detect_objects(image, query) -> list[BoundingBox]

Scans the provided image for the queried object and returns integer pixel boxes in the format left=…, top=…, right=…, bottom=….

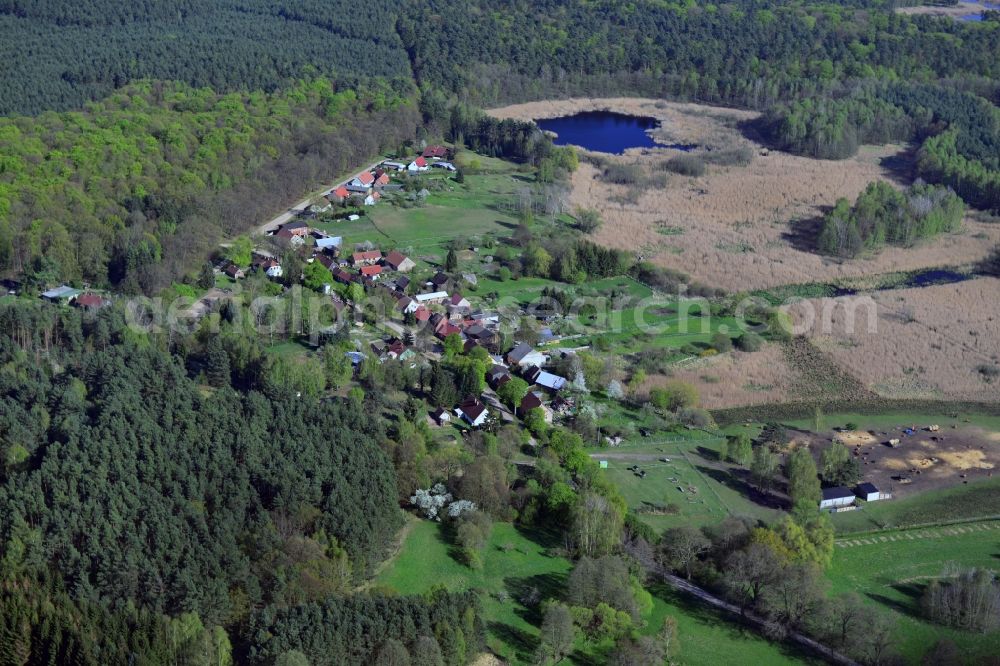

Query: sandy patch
left=836, top=431, right=878, bottom=447
left=470, top=655, right=506, bottom=666
left=939, top=450, right=995, bottom=470
left=490, top=98, right=1000, bottom=292
left=792, top=277, right=1000, bottom=401
left=896, top=2, right=991, bottom=18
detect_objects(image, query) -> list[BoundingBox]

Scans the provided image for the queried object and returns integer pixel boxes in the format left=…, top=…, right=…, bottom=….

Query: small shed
left=855, top=482, right=884, bottom=502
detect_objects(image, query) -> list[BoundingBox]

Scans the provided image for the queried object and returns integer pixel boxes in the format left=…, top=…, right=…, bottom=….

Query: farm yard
left=490, top=98, right=1000, bottom=293
left=828, top=521, right=1000, bottom=663
left=592, top=436, right=785, bottom=531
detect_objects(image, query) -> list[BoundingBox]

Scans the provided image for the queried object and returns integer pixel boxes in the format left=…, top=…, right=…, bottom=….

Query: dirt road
left=255, top=158, right=387, bottom=235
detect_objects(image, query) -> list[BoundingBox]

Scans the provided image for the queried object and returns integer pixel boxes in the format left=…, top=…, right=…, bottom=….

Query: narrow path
left=626, top=540, right=859, bottom=666
left=835, top=519, right=1000, bottom=548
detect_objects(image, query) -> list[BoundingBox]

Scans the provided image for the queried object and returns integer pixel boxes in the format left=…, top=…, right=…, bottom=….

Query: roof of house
left=75, top=293, right=106, bottom=308
left=394, top=276, right=410, bottom=290
left=507, top=343, right=534, bottom=363
left=430, top=272, right=449, bottom=286
left=352, top=250, right=382, bottom=263
left=458, top=396, right=487, bottom=421
left=315, top=236, right=342, bottom=250
left=414, top=306, right=431, bottom=322
left=465, top=324, right=493, bottom=340
left=355, top=171, right=374, bottom=185
left=41, top=285, right=80, bottom=299
left=431, top=407, right=450, bottom=421
left=384, top=250, right=410, bottom=268
left=821, top=487, right=855, bottom=501
left=416, top=291, right=449, bottom=302
left=856, top=482, right=879, bottom=495
left=423, top=145, right=448, bottom=158
left=331, top=185, right=349, bottom=198
left=224, top=263, right=244, bottom=277
left=520, top=392, right=544, bottom=413
left=532, top=370, right=567, bottom=391
left=360, top=265, right=382, bottom=277
left=284, top=220, right=309, bottom=230
left=435, top=320, right=462, bottom=338
left=414, top=156, right=428, bottom=167
left=449, top=293, right=469, bottom=307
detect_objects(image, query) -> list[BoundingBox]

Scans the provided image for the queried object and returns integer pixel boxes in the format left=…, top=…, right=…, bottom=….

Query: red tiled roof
left=75, top=293, right=106, bottom=308
left=414, top=156, right=427, bottom=167
left=423, top=145, right=447, bottom=158
left=332, top=186, right=349, bottom=198
left=351, top=250, right=382, bottom=263
left=414, top=306, right=431, bottom=322
left=356, top=171, right=374, bottom=185
left=360, top=265, right=382, bottom=277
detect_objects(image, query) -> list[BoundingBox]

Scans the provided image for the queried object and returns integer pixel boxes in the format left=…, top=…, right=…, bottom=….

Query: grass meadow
left=828, top=522, right=1000, bottom=663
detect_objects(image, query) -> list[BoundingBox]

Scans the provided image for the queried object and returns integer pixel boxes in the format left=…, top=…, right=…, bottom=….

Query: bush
left=602, top=163, right=645, bottom=185
left=710, top=332, right=733, bottom=352
left=660, top=154, right=705, bottom=177
left=735, top=331, right=764, bottom=352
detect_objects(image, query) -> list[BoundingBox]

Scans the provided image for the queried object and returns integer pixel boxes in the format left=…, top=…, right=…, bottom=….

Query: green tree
left=303, top=261, right=334, bottom=292
left=497, top=377, right=530, bottom=410
left=225, top=236, right=253, bottom=267
left=535, top=603, right=575, bottom=664
left=445, top=248, right=458, bottom=272
left=750, top=445, right=779, bottom=492
left=725, top=433, right=753, bottom=467
left=786, top=447, right=821, bottom=513
left=820, top=443, right=861, bottom=487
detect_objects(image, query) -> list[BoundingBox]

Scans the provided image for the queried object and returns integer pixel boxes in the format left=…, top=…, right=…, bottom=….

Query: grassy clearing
left=376, top=520, right=809, bottom=665
left=828, top=522, right=1000, bottom=663
left=376, top=520, right=571, bottom=664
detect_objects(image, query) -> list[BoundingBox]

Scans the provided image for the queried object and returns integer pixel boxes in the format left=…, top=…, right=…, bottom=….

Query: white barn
left=819, top=487, right=856, bottom=510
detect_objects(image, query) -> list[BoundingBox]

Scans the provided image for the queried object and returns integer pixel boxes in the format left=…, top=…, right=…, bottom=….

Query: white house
left=506, top=343, right=547, bottom=368
left=820, top=487, right=856, bottom=510
left=455, top=397, right=488, bottom=428
left=265, top=264, right=283, bottom=278
left=407, top=156, right=429, bottom=172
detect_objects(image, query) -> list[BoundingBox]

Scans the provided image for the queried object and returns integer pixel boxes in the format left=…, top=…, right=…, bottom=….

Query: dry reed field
left=895, top=2, right=988, bottom=19
left=643, top=345, right=801, bottom=409
left=489, top=98, right=1000, bottom=292
left=791, top=277, right=1000, bottom=401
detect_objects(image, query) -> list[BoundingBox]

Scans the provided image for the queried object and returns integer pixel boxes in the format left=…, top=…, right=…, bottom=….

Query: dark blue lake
left=536, top=111, right=682, bottom=154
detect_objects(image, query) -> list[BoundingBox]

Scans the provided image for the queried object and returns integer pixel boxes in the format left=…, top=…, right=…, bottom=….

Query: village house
left=506, top=343, right=546, bottom=368
left=332, top=268, right=355, bottom=285
left=819, top=487, right=856, bottom=510
left=314, top=236, right=342, bottom=252
left=255, top=257, right=283, bottom=278
left=373, top=169, right=391, bottom=186
left=350, top=171, right=375, bottom=188
left=518, top=391, right=552, bottom=422
left=397, top=295, right=418, bottom=315
left=455, top=396, right=488, bottom=428
left=423, top=145, right=448, bottom=159
left=351, top=250, right=382, bottom=266
left=430, top=407, right=451, bottom=426
left=382, top=160, right=407, bottom=171
left=74, top=293, right=109, bottom=311
left=363, top=192, right=381, bottom=206
left=464, top=324, right=497, bottom=349
left=523, top=365, right=567, bottom=392
left=433, top=317, right=462, bottom=340
left=384, top=250, right=416, bottom=273
left=328, top=185, right=350, bottom=203
left=486, top=365, right=511, bottom=390
left=224, top=263, right=246, bottom=280
left=432, top=161, right=457, bottom=172
left=447, top=293, right=471, bottom=317
left=427, top=272, right=449, bottom=289
left=391, top=276, right=411, bottom=292
left=274, top=228, right=305, bottom=246
left=414, top=306, right=432, bottom=322
left=407, top=156, right=429, bottom=172
left=359, top=265, right=382, bottom=279
left=281, top=220, right=310, bottom=236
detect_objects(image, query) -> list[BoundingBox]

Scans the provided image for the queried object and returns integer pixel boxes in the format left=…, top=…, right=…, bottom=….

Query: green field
left=828, top=522, right=1000, bottom=663
left=377, top=519, right=810, bottom=665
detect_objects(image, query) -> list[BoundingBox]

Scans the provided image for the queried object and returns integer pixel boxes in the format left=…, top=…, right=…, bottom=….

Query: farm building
left=416, top=291, right=449, bottom=304
left=41, top=285, right=80, bottom=304
left=506, top=343, right=546, bottom=368
left=855, top=482, right=885, bottom=502
left=384, top=251, right=416, bottom=273
left=408, top=156, right=429, bottom=172
left=819, top=487, right=856, bottom=510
